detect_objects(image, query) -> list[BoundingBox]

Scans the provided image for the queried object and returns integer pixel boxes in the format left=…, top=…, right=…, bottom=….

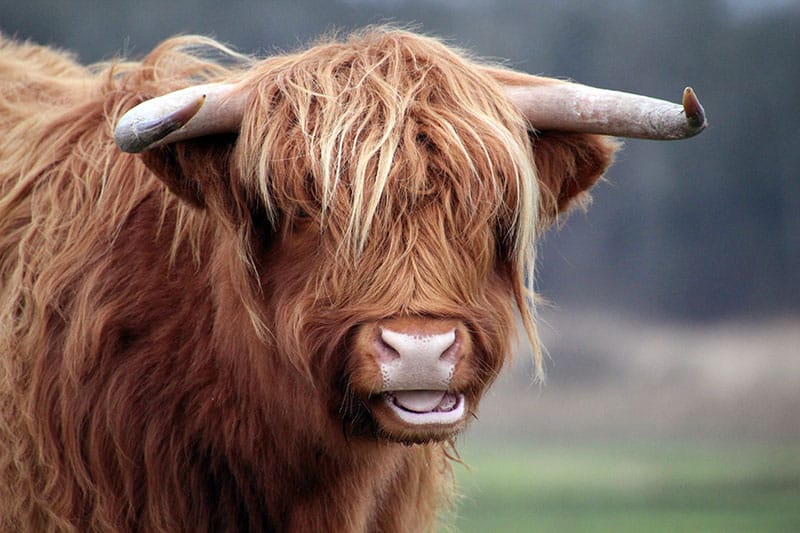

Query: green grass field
left=446, top=440, right=800, bottom=532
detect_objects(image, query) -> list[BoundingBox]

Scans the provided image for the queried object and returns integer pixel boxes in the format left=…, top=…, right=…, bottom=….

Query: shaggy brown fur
left=0, top=29, right=617, bottom=531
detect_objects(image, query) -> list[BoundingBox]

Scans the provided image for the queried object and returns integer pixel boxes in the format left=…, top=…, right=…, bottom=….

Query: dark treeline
left=3, top=0, right=798, bottom=321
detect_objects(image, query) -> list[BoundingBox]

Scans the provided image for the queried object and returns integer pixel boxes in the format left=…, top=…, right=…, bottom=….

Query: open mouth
left=382, top=390, right=466, bottom=426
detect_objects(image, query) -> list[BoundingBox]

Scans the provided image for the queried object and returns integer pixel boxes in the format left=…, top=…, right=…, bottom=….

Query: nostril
left=439, top=335, right=461, bottom=364
left=373, top=328, right=401, bottom=363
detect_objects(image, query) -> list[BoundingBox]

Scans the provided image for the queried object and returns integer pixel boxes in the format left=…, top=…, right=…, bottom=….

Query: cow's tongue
left=392, top=390, right=447, bottom=413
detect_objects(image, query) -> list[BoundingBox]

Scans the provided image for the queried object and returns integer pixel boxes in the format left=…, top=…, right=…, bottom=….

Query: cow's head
left=114, top=30, right=704, bottom=444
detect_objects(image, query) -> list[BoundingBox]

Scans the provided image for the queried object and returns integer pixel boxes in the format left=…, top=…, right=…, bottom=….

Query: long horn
left=116, top=77, right=706, bottom=152
left=114, top=83, right=246, bottom=153
left=503, top=83, right=707, bottom=140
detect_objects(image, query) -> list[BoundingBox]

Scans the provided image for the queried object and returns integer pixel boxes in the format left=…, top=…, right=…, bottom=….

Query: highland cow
left=0, top=29, right=705, bottom=531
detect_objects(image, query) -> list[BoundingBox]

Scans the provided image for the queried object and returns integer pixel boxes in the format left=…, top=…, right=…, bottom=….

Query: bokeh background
left=3, top=1, right=798, bottom=530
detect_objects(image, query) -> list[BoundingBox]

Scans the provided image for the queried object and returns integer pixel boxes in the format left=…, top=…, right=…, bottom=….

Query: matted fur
left=0, top=29, right=617, bottom=531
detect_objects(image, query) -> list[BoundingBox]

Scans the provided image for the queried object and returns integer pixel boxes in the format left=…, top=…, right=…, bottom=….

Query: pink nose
left=373, top=324, right=460, bottom=391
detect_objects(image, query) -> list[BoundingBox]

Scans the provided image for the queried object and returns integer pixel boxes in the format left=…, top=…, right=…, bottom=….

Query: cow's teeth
left=436, top=393, right=457, bottom=412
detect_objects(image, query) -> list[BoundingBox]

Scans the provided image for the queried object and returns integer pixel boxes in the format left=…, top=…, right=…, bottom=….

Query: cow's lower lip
left=382, top=391, right=466, bottom=426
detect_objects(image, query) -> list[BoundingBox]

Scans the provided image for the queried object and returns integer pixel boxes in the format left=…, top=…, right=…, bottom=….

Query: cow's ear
left=482, top=66, right=620, bottom=226
left=139, top=134, right=238, bottom=210
left=530, top=131, right=620, bottom=225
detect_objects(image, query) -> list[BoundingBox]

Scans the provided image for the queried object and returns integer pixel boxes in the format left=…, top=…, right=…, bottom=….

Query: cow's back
left=0, top=37, right=93, bottom=134
left=0, top=38, right=195, bottom=530
left=2, top=38, right=103, bottom=530
left=0, top=31, right=274, bottom=529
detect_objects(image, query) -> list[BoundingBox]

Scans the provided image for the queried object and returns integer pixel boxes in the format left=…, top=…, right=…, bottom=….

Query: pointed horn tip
left=115, top=94, right=208, bottom=153
left=682, top=87, right=707, bottom=133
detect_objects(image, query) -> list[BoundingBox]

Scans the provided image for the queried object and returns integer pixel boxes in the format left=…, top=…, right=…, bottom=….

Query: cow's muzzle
left=349, top=317, right=475, bottom=441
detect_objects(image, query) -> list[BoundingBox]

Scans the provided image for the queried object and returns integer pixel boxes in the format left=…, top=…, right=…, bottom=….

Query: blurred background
left=3, top=0, right=798, bottom=530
